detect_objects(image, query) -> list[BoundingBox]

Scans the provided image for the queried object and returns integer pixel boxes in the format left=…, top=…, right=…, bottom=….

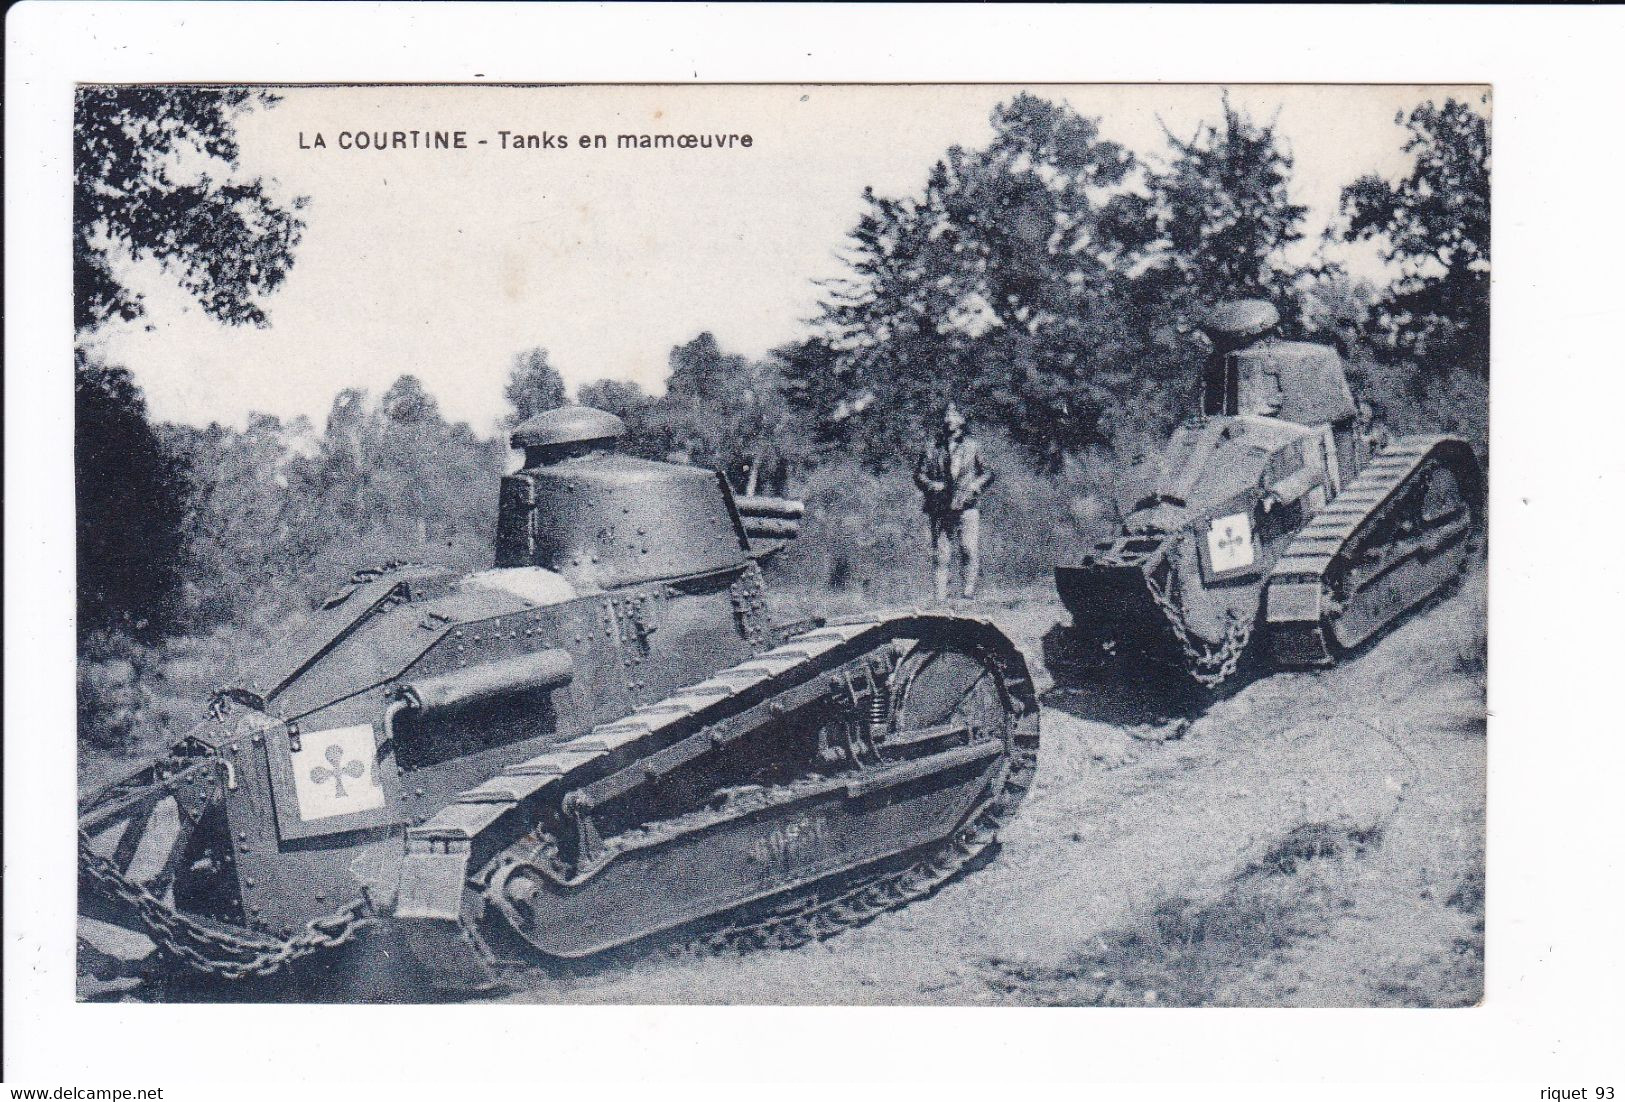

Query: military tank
left=1049, top=300, right=1482, bottom=688
left=79, top=407, right=1040, bottom=992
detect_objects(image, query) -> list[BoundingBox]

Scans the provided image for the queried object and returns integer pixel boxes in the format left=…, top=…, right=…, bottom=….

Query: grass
left=982, top=822, right=1382, bottom=1006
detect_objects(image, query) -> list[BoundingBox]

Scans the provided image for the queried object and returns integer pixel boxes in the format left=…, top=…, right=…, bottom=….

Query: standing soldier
left=913, top=402, right=995, bottom=603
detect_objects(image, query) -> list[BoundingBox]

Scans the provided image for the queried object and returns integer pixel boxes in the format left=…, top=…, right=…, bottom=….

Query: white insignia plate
left=1207, top=512, right=1255, bottom=574
left=289, top=724, right=384, bottom=822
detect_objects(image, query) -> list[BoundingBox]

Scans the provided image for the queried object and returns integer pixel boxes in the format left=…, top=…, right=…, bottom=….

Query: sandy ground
left=488, top=572, right=1486, bottom=1007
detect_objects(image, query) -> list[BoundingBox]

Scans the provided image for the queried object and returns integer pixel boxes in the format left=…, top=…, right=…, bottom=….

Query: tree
left=808, top=94, right=1156, bottom=469
left=163, top=411, right=321, bottom=625
left=381, top=374, right=441, bottom=424
left=799, top=182, right=970, bottom=463
left=174, top=380, right=507, bottom=622
left=73, top=86, right=305, bottom=656
left=1294, top=266, right=1380, bottom=360
left=641, top=334, right=802, bottom=491
left=578, top=378, right=653, bottom=421
left=503, top=347, right=568, bottom=427
left=1340, top=96, right=1490, bottom=379
left=777, top=337, right=848, bottom=446
left=75, top=85, right=306, bottom=334
left=577, top=378, right=658, bottom=455
left=1145, top=96, right=1308, bottom=318
left=75, top=351, right=191, bottom=642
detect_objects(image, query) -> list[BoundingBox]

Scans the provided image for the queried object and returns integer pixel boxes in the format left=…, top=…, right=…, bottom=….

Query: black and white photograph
left=8, top=3, right=1625, bottom=1097
left=69, top=80, right=1490, bottom=1008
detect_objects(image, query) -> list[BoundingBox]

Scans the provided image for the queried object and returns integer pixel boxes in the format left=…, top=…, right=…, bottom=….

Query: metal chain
left=79, top=831, right=373, bottom=980
left=1143, top=567, right=1254, bottom=688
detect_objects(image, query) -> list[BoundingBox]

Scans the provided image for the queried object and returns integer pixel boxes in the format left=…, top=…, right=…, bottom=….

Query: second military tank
left=79, top=406, right=1040, bottom=993
left=1049, top=300, right=1482, bottom=688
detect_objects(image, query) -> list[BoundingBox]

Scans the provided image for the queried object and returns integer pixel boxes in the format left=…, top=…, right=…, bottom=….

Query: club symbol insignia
left=309, top=743, right=366, bottom=799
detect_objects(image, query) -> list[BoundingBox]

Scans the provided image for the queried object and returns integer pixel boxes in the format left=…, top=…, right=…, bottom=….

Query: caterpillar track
left=397, top=612, right=1040, bottom=990
left=1266, top=436, right=1482, bottom=667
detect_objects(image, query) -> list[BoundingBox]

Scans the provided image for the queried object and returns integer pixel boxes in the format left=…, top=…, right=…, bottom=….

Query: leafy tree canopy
left=806, top=94, right=1154, bottom=469
left=174, top=382, right=504, bottom=622
left=1340, top=96, right=1490, bottom=377
left=1145, top=96, right=1308, bottom=316
left=645, top=334, right=803, bottom=492
left=504, top=347, right=568, bottom=427
left=74, top=85, right=306, bottom=334
left=74, top=87, right=308, bottom=659
left=381, top=374, right=442, bottom=424
left=577, top=378, right=654, bottom=424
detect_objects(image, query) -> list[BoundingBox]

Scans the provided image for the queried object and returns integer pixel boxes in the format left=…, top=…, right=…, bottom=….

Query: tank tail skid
left=1265, top=436, right=1483, bottom=668
left=1052, top=538, right=1184, bottom=672
left=393, top=613, right=1040, bottom=990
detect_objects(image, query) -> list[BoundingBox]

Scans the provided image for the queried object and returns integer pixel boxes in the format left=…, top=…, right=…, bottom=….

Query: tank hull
left=397, top=612, right=1038, bottom=987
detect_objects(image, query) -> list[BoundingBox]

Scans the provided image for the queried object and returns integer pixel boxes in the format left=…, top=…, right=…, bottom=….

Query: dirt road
left=494, top=574, right=1486, bottom=1007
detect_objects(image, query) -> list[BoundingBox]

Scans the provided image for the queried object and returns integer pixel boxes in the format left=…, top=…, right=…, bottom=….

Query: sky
left=84, top=83, right=1487, bottom=434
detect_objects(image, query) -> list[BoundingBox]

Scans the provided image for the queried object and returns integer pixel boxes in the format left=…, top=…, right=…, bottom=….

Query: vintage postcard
left=67, top=81, right=1489, bottom=1009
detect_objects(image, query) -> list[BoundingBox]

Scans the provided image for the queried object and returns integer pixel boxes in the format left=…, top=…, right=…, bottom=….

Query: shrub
left=768, top=430, right=1113, bottom=602
left=77, top=630, right=161, bottom=755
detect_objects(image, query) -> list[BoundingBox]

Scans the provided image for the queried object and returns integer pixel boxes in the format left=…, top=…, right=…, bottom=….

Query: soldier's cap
left=1201, top=299, right=1280, bottom=345
left=511, top=405, right=626, bottom=452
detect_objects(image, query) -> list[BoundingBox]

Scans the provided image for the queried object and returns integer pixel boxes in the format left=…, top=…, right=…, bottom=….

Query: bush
left=768, top=431, right=1113, bottom=603
left=1348, top=352, right=1488, bottom=460
left=77, top=631, right=161, bottom=755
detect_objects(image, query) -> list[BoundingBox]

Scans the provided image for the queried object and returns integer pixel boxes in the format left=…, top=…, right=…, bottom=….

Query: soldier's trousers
left=929, top=507, right=980, bottom=601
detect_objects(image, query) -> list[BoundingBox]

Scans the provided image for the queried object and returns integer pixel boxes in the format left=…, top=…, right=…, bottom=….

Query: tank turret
left=1199, top=298, right=1357, bottom=432
left=496, top=406, right=750, bottom=591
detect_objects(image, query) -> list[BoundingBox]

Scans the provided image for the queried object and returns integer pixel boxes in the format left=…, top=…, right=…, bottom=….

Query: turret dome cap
left=1201, top=299, right=1280, bottom=343
left=510, top=405, right=626, bottom=451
